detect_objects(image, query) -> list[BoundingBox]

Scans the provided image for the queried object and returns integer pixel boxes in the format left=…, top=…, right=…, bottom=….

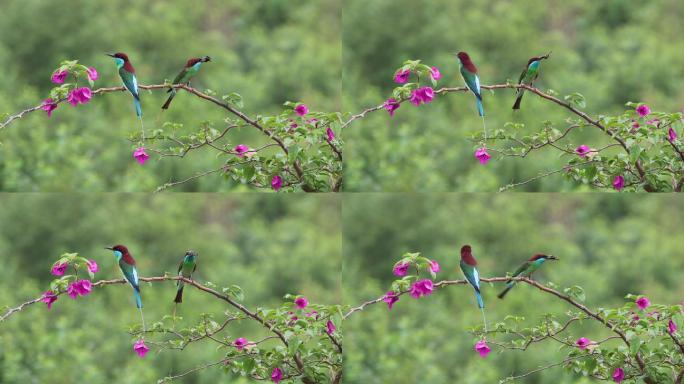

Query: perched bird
left=106, top=52, right=142, bottom=117
left=512, top=53, right=551, bottom=110
left=106, top=244, right=145, bottom=331
left=497, top=254, right=558, bottom=299
left=174, top=250, right=198, bottom=304
left=456, top=51, right=484, bottom=117
left=459, top=245, right=483, bottom=309
left=162, top=56, right=211, bottom=110
left=460, top=245, right=487, bottom=332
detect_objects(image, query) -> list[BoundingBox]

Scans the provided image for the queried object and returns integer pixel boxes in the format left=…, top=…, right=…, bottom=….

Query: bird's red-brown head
left=456, top=51, right=478, bottom=73
left=185, top=56, right=211, bottom=68
left=107, top=52, right=130, bottom=61
left=106, top=244, right=135, bottom=264
left=529, top=253, right=558, bottom=261
left=460, top=244, right=477, bottom=266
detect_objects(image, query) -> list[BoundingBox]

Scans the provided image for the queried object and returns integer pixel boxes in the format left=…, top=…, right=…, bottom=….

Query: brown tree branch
left=1, top=275, right=317, bottom=383
left=344, top=276, right=656, bottom=383
left=0, top=84, right=319, bottom=191
left=342, top=83, right=657, bottom=191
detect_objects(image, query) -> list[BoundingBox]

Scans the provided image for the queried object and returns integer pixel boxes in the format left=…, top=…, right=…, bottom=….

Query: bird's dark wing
left=517, top=67, right=528, bottom=85
left=119, top=68, right=139, bottom=100
left=509, top=261, right=531, bottom=279
left=172, top=68, right=189, bottom=85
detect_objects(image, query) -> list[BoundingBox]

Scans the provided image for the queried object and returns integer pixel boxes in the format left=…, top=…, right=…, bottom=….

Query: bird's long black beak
left=105, top=53, right=115, bottom=58
left=104, top=246, right=113, bottom=250
left=547, top=255, right=559, bottom=260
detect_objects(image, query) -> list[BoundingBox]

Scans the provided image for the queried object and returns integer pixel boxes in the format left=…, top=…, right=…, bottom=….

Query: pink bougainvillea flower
left=75, top=279, right=92, bottom=296
left=474, top=147, right=491, bottom=165
left=133, top=147, right=150, bottom=165
left=429, top=260, right=440, bottom=273
left=87, top=67, right=98, bottom=81
left=668, top=127, right=678, bottom=142
left=307, top=118, right=319, bottom=125
left=51, top=70, right=68, bottom=84
left=51, top=262, right=68, bottom=276
left=410, top=89, right=422, bottom=106
left=67, top=89, right=80, bottom=106
left=474, top=339, right=491, bottom=358
left=417, top=279, right=434, bottom=295
left=326, top=127, right=335, bottom=142
left=575, top=145, right=590, bottom=158
left=646, top=118, right=660, bottom=126
left=612, top=175, right=625, bottom=191
left=42, top=98, right=58, bottom=117
left=271, top=175, right=283, bottom=191
left=410, top=279, right=434, bottom=298
left=418, top=86, right=435, bottom=104
left=271, top=367, right=283, bottom=383
left=295, top=297, right=308, bottom=309
left=134, top=339, right=149, bottom=358
left=383, top=290, right=399, bottom=310
left=636, top=104, right=651, bottom=117
left=233, top=337, right=248, bottom=350
left=383, top=98, right=401, bottom=116
left=234, top=144, right=249, bottom=157
left=394, top=69, right=410, bottom=84
left=42, top=290, right=58, bottom=309
left=576, top=337, right=591, bottom=350
left=74, top=87, right=92, bottom=104
left=326, top=320, right=336, bottom=335
left=67, top=282, right=79, bottom=299
left=612, top=367, right=625, bottom=383
left=392, top=262, right=410, bottom=277
left=430, top=66, right=441, bottom=81
left=294, top=104, right=309, bottom=116
left=636, top=297, right=650, bottom=310
left=87, top=259, right=98, bottom=273
left=631, top=121, right=640, bottom=131
left=306, top=311, right=319, bottom=319
left=668, top=319, right=677, bottom=334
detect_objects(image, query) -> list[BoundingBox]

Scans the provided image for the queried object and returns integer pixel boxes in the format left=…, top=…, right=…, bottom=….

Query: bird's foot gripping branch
left=345, top=58, right=684, bottom=192
left=0, top=59, right=342, bottom=192
left=346, top=251, right=684, bottom=384
left=0, top=252, right=342, bottom=384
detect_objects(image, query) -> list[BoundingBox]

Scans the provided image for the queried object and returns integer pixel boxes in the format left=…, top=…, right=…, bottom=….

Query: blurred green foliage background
left=343, top=0, right=684, bottom=191
left=0, top=0, right=340, bottom=192
left=342, top=193, right=684, bottom=383
left=0, top=193, right=341, bottom=383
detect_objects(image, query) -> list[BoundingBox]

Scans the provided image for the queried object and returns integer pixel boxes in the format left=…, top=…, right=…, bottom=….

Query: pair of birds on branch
left=455, top=51, right=552, bottom=116
left=105, top=52, right=211, bottom=116
left=105, top=245, right=198, bottom=330
left=459, top=244, right=558, bottom=310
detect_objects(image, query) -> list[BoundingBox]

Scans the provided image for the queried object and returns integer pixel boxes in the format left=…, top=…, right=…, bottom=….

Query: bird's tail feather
left=512, top=91, right=524, bottom=110
left=476, top=98, right=484, bottom=117
left=497, top=282, right=515, bottom=299
left=133, top=287, right=142, bottom=309
left=475, top=290, right=484, bottom=309
left=134, top=97, right=142, bottom=117
left=138, top=306, right=146, bottom=334
left=162, top=90, right=176, bottom=110
left=174, top=285, right=184, bottom=303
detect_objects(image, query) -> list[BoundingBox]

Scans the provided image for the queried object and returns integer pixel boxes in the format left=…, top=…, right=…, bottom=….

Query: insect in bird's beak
left=203, top=56, right=212, bottom=62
